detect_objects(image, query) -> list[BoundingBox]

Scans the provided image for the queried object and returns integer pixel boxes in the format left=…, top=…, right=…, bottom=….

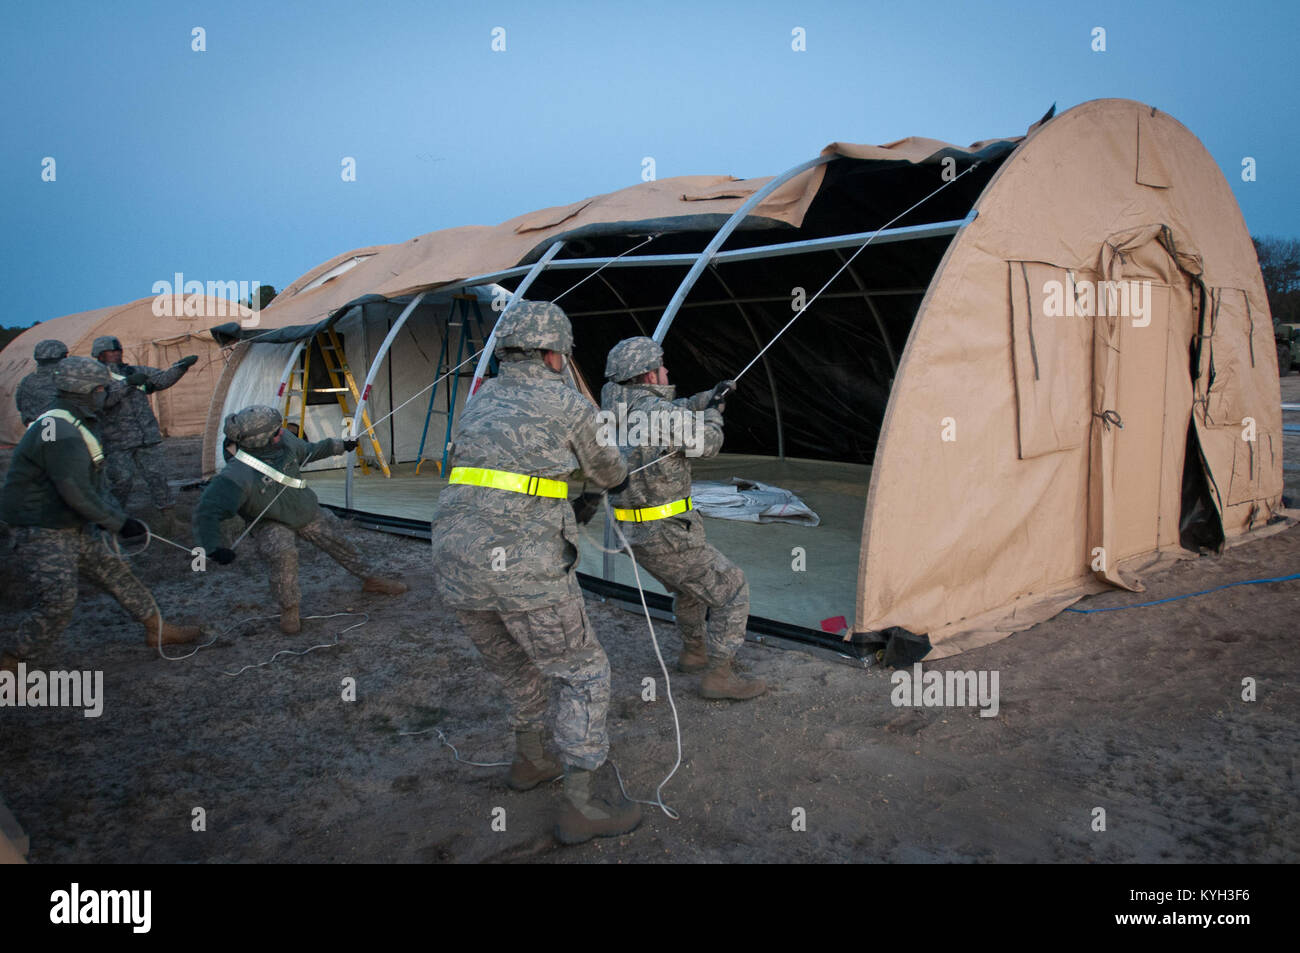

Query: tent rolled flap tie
left=197, top=99, right=1291, bottom=662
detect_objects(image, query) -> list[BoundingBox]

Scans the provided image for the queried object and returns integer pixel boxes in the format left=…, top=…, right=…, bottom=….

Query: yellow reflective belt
left=613, top=497, right=693, bottom=523
left=31, top=410, right=105, bottom=464
left=448, top=467, right=568, bottom=499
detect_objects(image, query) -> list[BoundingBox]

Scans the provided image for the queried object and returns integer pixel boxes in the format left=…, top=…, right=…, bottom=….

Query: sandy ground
left=1, top=392, right=1297, bottom=863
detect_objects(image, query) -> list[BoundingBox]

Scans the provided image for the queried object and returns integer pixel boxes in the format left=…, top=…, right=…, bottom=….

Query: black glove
left=211, top=547, right=237, bottom=565
left=342, top=438, right=359, bottom=452
left=175, top=355, right=199, bottom=370
left=125, top=372, right=149, bottom=387
left=706, top=379, right=735, bottom=410
left=119, top=518, right=147, bottom=539
left=571, top=493, right=602, bottom=525
left=610, top=474, right=630, bottom=495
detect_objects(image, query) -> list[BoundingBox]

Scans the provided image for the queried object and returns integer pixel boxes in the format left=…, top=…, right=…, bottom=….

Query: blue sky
left=2, top=0, right=1296, bottom=323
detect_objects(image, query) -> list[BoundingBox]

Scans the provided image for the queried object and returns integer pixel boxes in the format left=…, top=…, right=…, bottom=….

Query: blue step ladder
left=415, top=294, right=495, bottom=474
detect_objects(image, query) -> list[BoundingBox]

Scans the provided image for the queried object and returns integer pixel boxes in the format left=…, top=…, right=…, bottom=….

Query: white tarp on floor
left=691, top=478, right=821, bottom=526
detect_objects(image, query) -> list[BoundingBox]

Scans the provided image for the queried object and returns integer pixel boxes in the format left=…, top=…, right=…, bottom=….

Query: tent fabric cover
left=856, top=99, right=1287, bottom=658
left=0, top=296, right=237, bottom=445
left=242, top=134, right=1024, bottom=333
left=200, top=99, right=1287, bottom=660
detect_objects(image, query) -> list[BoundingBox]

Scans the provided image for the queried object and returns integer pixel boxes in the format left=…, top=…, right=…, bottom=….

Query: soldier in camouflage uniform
left=91, top=334, right=197, bottom=514
left=0, top=357, right=201, bottom=672
left=15, top=339, right=68, bottom=424
left=601, top=336, right=766, bottom=700
left=193, top=406, right=408, bottom=634
left=430, top=300, right=640, bottom=846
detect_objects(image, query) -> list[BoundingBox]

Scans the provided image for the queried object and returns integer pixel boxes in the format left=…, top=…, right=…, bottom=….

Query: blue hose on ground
left=1065, top=573, right=1300, bottom=614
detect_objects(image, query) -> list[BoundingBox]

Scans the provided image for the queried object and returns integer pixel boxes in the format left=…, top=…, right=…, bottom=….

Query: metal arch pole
left=833, top=247, right=898, bottom=374
left=397, top=218, right=967, bottom=302
left=275, top=340, right=307, bottom=396
left=595, top=272, right=648, bottom=336
left=274, top=339, right=308, bottom=422
left=863, top=295, right=896, bottom=375
left=440, top=299, right=473, bottom=475
left=350, top=292, right=428, bottom=439
left=466, top=241, right=566, bottom=403
left=345, top=292, right=426, bottom=508
left=651, top=153, right=835, bottom=343
left=707, top=264, right=785, bottom=460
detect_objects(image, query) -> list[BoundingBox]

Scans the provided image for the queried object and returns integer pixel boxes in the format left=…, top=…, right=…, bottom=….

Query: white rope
left=231, top=483, right=291, bottom=548
left=552, top=234, right=659, bottom=304
left=218, top=611, right=369, bottom=677
left=100, top=521, right=370, bottom=668
left=365, top=235, right=661, bottom=434
left=393, top=502, right=683, bottom=816
left=108, top=524, right=193, bottom=558
left=396, top=726, right=512, bottom=768
left=592, top=498, right=682, bottom=820
left=627, top=449, right=680, bottom=477
left=363, top=347, right=485, bottom=432
left=731, top=161, right=982, bottom=385
left=623, top=164, right=983, bottom=483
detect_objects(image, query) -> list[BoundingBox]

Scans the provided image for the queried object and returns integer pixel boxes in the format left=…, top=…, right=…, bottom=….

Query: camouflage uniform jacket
left=100, top=361, right=188, bottom=448
left=0, top=398, right=128, bottom=532
left=599, top=381, right=723, bottom=544
left=431, top=359, right=628, bottom=611
left=192, top=431, right=345, bottom=553
left=16, top=365, right=60, bottom=425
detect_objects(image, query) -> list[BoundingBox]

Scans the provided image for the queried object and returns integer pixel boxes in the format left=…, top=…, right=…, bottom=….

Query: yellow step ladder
left=280, top=328, right=391, bottom=477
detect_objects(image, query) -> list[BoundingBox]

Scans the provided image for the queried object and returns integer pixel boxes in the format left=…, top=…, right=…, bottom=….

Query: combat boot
left=141, top=613, right=201, bottom=648
left=362, top=576, right=408, bottom=595
left=507, top=730, right=564, bottom=791
left=677, top=632, right=708, bottom=673
left=280, top=605, right=301, bottom=635
left=700, top=657, right=767, bottom=701
left=554, top=765, right=642, bottom=845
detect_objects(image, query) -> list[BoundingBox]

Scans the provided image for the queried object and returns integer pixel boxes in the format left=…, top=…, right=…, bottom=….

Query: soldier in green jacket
left=92, top=334, right=196, bottom=517
left=192, top=406, right=408, bottom=634
left=15, top=339, right=67, bottom=425
left=0, top=358, right=201, bottom=672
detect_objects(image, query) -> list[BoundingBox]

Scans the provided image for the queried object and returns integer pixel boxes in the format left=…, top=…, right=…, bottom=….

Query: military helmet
left=224, top=405, right=283, bottom=449
left=492, top=301, right=573, bottom=357
left=33, top=339, right=68, bottom=361
left=91, top=335, right=123, bottom=358
left=604, top=336, right=664, bottom=382
left=53, top=356, right=113, bottom=394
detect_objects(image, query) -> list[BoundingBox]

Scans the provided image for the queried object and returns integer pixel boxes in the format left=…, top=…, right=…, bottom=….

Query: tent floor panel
left=581, top=454, right=868, bottom=634
left=311, top=453, right=869, bottom=640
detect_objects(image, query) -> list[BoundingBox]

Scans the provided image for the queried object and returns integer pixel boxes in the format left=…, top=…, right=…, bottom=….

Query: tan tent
left=0, top=295, right=241, bottom=445
left=203, top=99, right=1289, bottom=660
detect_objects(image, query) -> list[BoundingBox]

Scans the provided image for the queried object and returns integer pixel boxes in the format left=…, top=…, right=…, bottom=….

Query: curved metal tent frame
left=650, top=154, right=835, bottom=342
left=465, top=241, right=567, bottom=403
left=311, top=150, right=978, bottom=523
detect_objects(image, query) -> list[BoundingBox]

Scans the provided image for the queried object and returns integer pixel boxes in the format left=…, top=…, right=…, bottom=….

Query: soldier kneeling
left=193, top=406, right=408, bottom=633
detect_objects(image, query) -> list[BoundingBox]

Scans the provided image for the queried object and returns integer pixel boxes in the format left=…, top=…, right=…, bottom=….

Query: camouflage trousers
left=251, top=509, right=373, bottom=610
left=627, top=516, right=748, bottom=659
left=456, top=594, right=611, bottom=771
left=106, top=443, right=174, bottom=509
left=7, top=525, right=156, bottom=659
